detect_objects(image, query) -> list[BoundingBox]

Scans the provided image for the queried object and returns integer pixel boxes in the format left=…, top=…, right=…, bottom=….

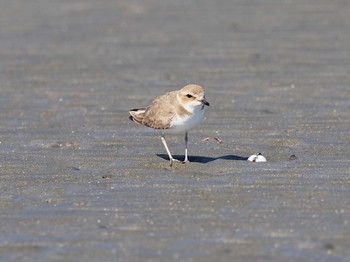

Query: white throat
left=176, top=93, right=203, bottom=114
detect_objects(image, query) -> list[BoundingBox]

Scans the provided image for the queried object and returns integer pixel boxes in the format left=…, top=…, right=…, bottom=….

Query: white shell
left=247, top=153, right=267, bottom=162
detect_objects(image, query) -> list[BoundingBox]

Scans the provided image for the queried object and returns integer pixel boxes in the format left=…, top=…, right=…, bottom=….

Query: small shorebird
left=129, top=84, right=210, bottom=166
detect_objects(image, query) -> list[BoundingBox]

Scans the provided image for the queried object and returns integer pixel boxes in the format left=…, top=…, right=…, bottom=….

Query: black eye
left=186, top=94, right=193, bottom=98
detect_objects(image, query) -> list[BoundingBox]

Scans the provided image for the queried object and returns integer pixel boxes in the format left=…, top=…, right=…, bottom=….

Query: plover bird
left=129, top=84, right=210, bottom=166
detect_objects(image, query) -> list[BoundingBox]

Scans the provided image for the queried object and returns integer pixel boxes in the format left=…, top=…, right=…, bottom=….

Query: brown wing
left=129, top=108, right=147, bottom=125
left=141, top=91, right=177, bottom=129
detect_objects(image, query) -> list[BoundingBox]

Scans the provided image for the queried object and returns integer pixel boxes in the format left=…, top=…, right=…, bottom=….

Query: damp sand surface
left=1, top=0, right=350, bottom=261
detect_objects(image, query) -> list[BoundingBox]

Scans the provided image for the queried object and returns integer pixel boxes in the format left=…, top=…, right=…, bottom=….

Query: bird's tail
left=129, top=108, right=146, bottom=125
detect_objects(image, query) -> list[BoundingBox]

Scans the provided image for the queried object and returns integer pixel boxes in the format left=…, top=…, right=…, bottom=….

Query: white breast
left=166, top=108, right=205, bottom=134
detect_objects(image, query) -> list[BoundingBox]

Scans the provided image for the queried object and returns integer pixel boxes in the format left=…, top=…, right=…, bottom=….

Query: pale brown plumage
left=129, top=90, right=192, bottom=130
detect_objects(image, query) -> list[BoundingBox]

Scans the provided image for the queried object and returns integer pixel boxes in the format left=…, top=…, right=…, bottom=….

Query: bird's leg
left=184, top=132, right=189, bottom=163
left=161, top=135, right=181, bottom=166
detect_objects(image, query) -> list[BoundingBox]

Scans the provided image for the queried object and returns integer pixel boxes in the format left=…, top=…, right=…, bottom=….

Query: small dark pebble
left=98, top=224, right=108, bottom=229
left=102, top=175, right=113, bottom=179
left=323, top=243, right=334, bottom=251
left=289, top=155, right=297, bottom=160
left=261, top=109, right=274, bottom=114
left=221, top=248, right=231, bottom=254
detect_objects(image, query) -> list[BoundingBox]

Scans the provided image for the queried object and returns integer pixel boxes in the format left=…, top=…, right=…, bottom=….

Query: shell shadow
left=156, top=154, right=248, bottom=164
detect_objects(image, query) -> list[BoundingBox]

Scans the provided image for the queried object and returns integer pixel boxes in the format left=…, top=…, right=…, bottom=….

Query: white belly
left=165, top=108, right=205, bottom=134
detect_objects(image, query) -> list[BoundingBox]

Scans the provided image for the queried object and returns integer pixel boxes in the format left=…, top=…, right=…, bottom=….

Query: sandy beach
left=1, top=0, right=350, bottom=261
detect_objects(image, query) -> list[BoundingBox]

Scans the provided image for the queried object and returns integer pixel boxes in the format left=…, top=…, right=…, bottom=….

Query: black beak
left=201, top=98, right=210, bottom=106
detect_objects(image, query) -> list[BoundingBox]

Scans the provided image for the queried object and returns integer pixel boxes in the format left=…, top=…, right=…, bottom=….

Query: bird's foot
left=169, top=158, right=189, bottom=166
left=169, top=158, right=181, bottom=167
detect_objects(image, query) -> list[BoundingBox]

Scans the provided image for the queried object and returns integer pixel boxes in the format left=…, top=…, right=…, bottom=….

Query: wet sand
left=1, top=0, right=350, bottom=261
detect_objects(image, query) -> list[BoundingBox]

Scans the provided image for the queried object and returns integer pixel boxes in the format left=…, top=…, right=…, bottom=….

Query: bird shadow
left=156, top=154, right=248, bottom=164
